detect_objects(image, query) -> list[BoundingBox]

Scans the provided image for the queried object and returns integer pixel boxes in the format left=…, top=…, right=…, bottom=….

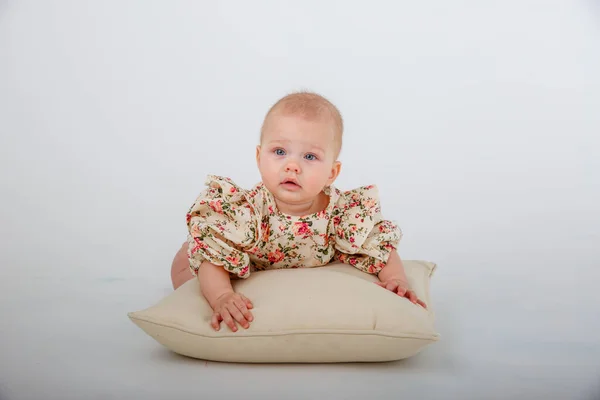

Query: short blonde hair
left=260, top=91, right=344, bottom=158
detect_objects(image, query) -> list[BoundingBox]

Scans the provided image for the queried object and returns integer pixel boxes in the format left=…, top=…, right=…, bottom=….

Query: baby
left=170, top=91, right=426, bottom=332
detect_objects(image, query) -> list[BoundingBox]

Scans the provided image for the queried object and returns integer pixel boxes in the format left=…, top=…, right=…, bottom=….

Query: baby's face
left=256, top=114, right=341, bottom=210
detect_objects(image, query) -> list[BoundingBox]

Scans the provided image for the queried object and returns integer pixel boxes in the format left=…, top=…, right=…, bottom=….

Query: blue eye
left=304, top=153, right=317, bottom=161
left=274, top=148, right=286, bottom=156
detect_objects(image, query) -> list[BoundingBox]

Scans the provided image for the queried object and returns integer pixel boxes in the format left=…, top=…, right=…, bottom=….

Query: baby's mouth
left=281, top=178, right=301, bottom=188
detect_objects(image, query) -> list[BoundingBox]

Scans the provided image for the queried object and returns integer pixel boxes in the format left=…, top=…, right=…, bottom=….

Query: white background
left=1, top=1, right=599, bottom=399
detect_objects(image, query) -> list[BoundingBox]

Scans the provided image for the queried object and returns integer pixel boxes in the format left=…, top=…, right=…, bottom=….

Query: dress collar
left=257, top=183, right=340, bottom=220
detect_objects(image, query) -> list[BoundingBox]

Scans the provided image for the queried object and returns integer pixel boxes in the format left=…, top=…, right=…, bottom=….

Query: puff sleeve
left=332, top=185, right=402, bottom=275
left=186, top=175, right=259, bottom=279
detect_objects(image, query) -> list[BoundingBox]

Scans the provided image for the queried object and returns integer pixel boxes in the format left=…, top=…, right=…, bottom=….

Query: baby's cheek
left=304, top=172, right=323, bottom=187
left=316, top=166, right=333, bottom=182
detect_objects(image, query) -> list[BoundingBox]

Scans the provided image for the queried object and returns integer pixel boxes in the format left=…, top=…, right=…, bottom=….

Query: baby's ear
left=255, top=145, right=261, bottom=164
left=328, top=161, right=342, bottom=184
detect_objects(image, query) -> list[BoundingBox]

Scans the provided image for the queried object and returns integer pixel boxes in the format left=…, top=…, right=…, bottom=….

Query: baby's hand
left=375, top=278, right=427, bottom=309
left=210, top=292, right=254, bottom=332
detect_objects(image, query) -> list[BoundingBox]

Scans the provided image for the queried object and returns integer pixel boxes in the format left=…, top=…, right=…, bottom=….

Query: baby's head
left=256, top=91, right=343, bottom=209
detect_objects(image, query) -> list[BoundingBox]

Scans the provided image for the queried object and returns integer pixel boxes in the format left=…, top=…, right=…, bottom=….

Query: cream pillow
left=128, top=260, right=439, bottom=363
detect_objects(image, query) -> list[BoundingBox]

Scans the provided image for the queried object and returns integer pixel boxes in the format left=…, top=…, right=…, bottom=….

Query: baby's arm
left=198, top=261, right=235, bottom=307
left=377, top=249, right=409, bottom=284
left=198, top=261, right=254, bottom=331
left=377, top=249, right=427, bottom=308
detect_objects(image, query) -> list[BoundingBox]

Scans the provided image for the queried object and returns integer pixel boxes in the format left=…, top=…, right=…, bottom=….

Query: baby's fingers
left=211, top=312, right=222, bottom=331
left=375, top=281, right=398, bottom=293
left=227, top=303, right=250, bottom=330
left=406, top=291, right=428, bottom=309
left=234, top=299, right=253, bottom=325
left=407, top=290, right=418, bottom=304
left=396, top=286, right=407, bottom=297
left=386, top=282, right=399, bottom=292
left=241, top=294, right=254, bottom=309
left=220, top=309, right=238, bottom=332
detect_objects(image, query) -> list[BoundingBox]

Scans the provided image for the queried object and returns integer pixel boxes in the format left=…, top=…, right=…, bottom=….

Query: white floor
left=2, top=254, right=599, bottom=400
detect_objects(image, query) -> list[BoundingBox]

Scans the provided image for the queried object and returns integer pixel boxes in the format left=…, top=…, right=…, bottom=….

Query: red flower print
left=367, top=264, right=379, bottom=274
left=320, top=233, right=329, bottom=245
left=333, top=216, right=342, bottom=226
left=267, top=249, right=285, bottom=263
left=351, top=225, right=358, bottom=232
left=239, top=265, right=249, bottom=276
left=261, top=222, right=270, bottom=242
left=293, top=222, right=313, bottom=238
left=355, top=213, right=360, bottom=219
left=186, top=213, right=192, bottom=223
left=229, top=186, right=238, bottom=193
left=268, top=206, right=274, bottom=215
left=189, top=223, right=202, bottom=237
left=349, top=257, right=358, bottom=266
left=191, top=241, right=209, bottom=254
left=363, top=199, right=376, bottom=209
left=209, top=199, right=223, bottom=214
left=337, top=227, right=345, bottom=238
left=226, top=255, right=241, bottom=266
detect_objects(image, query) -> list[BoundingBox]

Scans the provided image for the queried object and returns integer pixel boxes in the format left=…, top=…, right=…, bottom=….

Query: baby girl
left=170, top=91, right=427, bottom=332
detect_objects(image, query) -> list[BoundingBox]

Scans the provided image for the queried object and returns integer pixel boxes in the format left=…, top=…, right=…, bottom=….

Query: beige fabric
left=186, top=175, right=402, bottom=279
left=128, top=260, right=439, bottom=363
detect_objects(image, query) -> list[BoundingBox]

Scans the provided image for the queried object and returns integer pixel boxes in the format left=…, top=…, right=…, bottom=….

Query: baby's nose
left=285, top=162, right=300, bottom=173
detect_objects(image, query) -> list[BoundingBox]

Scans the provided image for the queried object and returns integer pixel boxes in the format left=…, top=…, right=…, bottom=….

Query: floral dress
left=186, top=175, right=402, bottom=279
